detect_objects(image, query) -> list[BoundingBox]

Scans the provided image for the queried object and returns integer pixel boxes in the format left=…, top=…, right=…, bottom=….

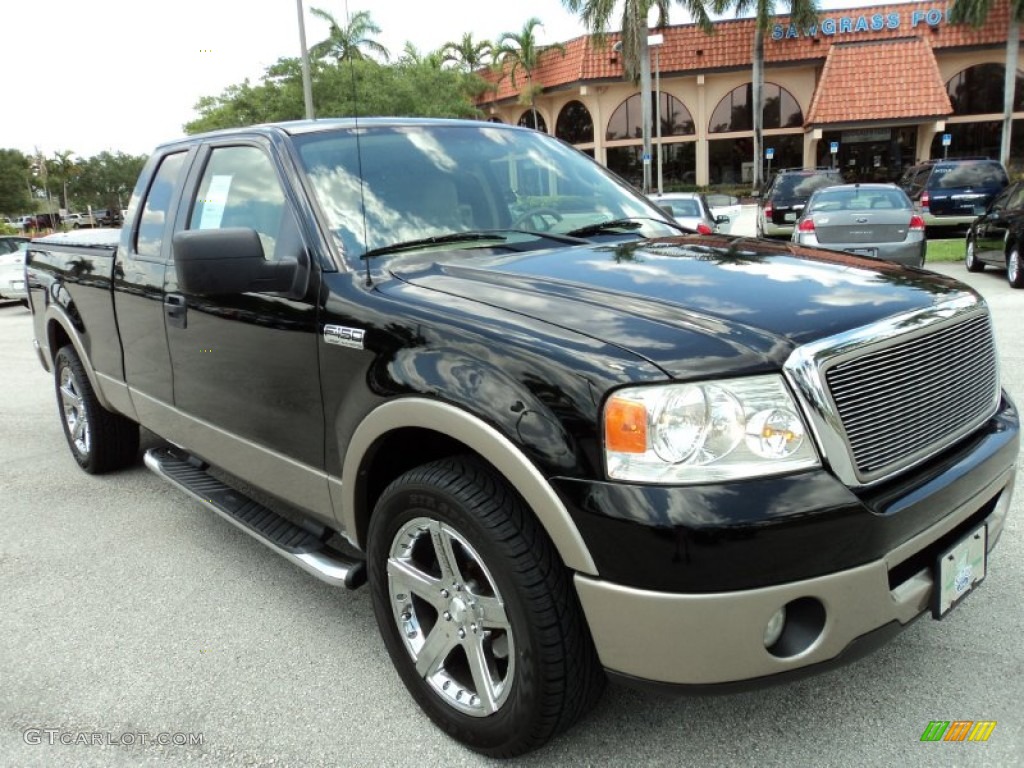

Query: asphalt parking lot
left=1, top=259, right=1021, bottom=767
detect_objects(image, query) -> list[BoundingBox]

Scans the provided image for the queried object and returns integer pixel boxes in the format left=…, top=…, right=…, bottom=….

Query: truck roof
left=157, top=117, right=529, bottom=150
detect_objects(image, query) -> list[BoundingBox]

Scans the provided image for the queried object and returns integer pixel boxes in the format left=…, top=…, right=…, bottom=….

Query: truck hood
left=390, top=236, right=976, bottom=379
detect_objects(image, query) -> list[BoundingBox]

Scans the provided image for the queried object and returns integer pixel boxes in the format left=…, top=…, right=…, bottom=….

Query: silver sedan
left=650, top=192, right=730, bottom=234
left=791, top=184, right=926, bottom=267
left=0, top=237, right=29, bottom=302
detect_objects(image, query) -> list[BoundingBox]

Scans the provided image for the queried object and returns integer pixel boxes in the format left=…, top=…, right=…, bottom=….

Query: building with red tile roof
left=477, top=1, right=1022, bottom=188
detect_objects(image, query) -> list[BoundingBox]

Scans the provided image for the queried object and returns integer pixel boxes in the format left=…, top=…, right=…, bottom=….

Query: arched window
left=555, top=100, right=594, bottom=144
left=946, top=64, right=1024, bottom=115
left=517, top=110, right=547, bottom=132
left=709, top=83, right=803, bottom=133
left=606, top=92, right=695, bottom=141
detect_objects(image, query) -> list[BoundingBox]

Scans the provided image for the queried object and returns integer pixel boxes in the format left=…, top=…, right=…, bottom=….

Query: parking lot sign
left=830, top=141, right=839, bottom=154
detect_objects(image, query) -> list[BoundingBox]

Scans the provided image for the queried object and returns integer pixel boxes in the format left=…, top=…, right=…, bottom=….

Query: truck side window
left=189, top=146, right=294, bottom=261
left=136, top=152, right=187, bottom=260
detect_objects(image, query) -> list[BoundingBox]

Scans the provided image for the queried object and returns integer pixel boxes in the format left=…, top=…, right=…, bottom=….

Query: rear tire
left=54, top=345, right=139, bottom=473
left=367, top=456, right=604, bottom=757
left=965, top=237, right=984, bottom=272
left=1008, top=246, right=1023, bottom=289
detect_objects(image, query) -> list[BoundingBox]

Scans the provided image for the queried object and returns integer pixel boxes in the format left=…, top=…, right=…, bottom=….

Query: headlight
left=603, top=375, right=820, bottom=483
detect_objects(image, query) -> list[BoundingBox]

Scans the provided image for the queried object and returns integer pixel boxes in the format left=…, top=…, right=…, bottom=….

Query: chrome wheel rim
left=387, top=517, right=514, bottom=717
left=1010, top=250, right=1020, bottom=281
left=966, top=239, right=975, bottom=267
left=59, top=366, right=90, bottom=456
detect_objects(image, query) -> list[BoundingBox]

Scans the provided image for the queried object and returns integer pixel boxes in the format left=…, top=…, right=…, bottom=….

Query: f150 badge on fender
left=323, top=325, right=365, bottom=349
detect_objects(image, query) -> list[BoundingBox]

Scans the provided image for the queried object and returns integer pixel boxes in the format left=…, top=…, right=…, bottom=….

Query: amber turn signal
left=605, top=397, right=648, bottom=454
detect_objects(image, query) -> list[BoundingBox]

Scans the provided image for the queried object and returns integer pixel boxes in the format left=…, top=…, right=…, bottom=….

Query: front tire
left=965, top=236, right=984, bottom=272
left=367, top=456, right=604, bottom=757
left=1007, top=246, right=1023, bottom=289
left=54, top=345, right=139, bottom=473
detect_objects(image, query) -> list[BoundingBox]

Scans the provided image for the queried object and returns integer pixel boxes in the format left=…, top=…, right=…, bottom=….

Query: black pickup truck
left=26, top=119, right=1018, bottom=757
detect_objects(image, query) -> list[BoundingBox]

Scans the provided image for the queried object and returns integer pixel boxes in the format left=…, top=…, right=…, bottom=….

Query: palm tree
left=563, top=2, right=715, bottom=192
left=950, top=0, right=1023, bottom=169
left=496, top=18, right=567, bottom=131
left=309, top=7, right=390, bottom=63
left=50, top=150, right=79, bottom=213
left=441, top=33, right=494, bottom=73
left=716, top=0, right=818, bottom=193
left=398, top=42, right=444, bottom=70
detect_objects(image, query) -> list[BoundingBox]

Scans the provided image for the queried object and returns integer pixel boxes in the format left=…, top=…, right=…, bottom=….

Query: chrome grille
left=824, top=313, right=998, bottom=480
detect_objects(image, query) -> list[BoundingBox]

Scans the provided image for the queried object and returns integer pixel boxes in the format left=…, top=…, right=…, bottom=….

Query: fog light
left=763, top=607, right=786, bottom=648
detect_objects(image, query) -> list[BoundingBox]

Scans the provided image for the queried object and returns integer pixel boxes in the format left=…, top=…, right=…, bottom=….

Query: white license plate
left=933, top=523, right=987, bottom=619
left=784, top=212, right=797, bottom=222
left=851, top=248, right=877, bottom=258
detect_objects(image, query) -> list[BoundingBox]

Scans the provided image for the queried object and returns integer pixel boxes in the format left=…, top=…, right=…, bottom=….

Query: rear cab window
left=135, top=153, right=188, bottom=260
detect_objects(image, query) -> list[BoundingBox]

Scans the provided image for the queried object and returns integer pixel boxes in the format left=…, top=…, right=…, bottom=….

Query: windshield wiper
left=566, top=216, right=687, bottom=238
left=360, top=228, right=595, bottom=260
left=361, top=232, right=508, bottom=260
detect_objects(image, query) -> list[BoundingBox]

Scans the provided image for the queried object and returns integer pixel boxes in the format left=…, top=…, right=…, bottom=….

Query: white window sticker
left=198, top=174, right=233, bottom=230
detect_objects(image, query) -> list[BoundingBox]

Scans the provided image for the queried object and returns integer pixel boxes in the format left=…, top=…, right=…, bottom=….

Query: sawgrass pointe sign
left=773, top=7, right=948, bottom=39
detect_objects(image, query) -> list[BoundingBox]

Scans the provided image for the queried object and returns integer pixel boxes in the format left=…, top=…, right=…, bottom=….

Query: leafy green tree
left=71, top=152, right=148, bottom=212
left=950, top=0, right=1022, bottom=168
left=496, top=18, right=567, bottom=131
left=441, top=33, right=494, bottom=72
left=0, top=149, right=31, bottom=215
left=718, top=0, right=818, bottom=192
left=184, top=56, right=484, bottom=134
left=309, top=8, right=390, bottom=63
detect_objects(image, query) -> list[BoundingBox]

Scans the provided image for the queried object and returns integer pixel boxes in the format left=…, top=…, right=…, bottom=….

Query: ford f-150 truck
left=26, top=119, right=1018, bottom=757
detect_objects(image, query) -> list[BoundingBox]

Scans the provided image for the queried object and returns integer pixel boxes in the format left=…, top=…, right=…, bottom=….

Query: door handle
left=164, top=293, right=187, bottom=329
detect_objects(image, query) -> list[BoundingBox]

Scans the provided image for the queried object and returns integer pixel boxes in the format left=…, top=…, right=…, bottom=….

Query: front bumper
left=575, top=466, right=1014, bottom=687
left=560, top=393, right=1017, bottom=687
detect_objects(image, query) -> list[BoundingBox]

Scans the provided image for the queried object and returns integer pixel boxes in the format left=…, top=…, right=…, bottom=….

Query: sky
left=2, top=0, right=915, bottom=160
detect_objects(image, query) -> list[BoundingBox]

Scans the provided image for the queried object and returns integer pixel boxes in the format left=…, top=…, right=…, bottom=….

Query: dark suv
left=757, top=168, right=844, bottom=238
left=898, top=158, right=1008, bottom=231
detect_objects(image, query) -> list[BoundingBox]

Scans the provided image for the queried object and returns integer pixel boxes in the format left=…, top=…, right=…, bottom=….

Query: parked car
left=0, top=237, right=30, bottom=302
left=898, top=158, right=1008, bottom=232
left=705, top=193, right=742, bottom=233
left=650, top=192, right=728, bottom=233
left=24, top=118, right=1018, bottom=757
left=62, top=213, right=95, bottom=229
left=92, top=208, right=122, bottom=227
left=12, top=215, right=36, bottom=230
left=757, top=167, right=844, bottom=238
left=791, top=184, right=926, bottom=267
left=965, top=179, right=1024, bottom=287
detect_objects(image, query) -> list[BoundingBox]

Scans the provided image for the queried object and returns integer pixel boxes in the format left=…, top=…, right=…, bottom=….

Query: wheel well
left=355, top=427, right=499, bottom=547
left=48, top=320, right=71, bottom=363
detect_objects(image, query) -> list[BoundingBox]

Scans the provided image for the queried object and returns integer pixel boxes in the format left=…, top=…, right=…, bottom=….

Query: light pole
left=640, top=34, right=652, bottom=195
left=649, top=34, right=664, bottom=196
left=296, top=0, right=315, bottom=120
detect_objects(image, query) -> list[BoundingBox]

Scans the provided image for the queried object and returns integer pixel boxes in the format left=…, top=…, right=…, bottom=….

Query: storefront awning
left=805, top=36, right=952, bottom=126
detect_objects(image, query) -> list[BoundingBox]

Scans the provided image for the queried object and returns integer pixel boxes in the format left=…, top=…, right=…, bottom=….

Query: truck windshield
left=292, top=123, right=677, bottom=263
